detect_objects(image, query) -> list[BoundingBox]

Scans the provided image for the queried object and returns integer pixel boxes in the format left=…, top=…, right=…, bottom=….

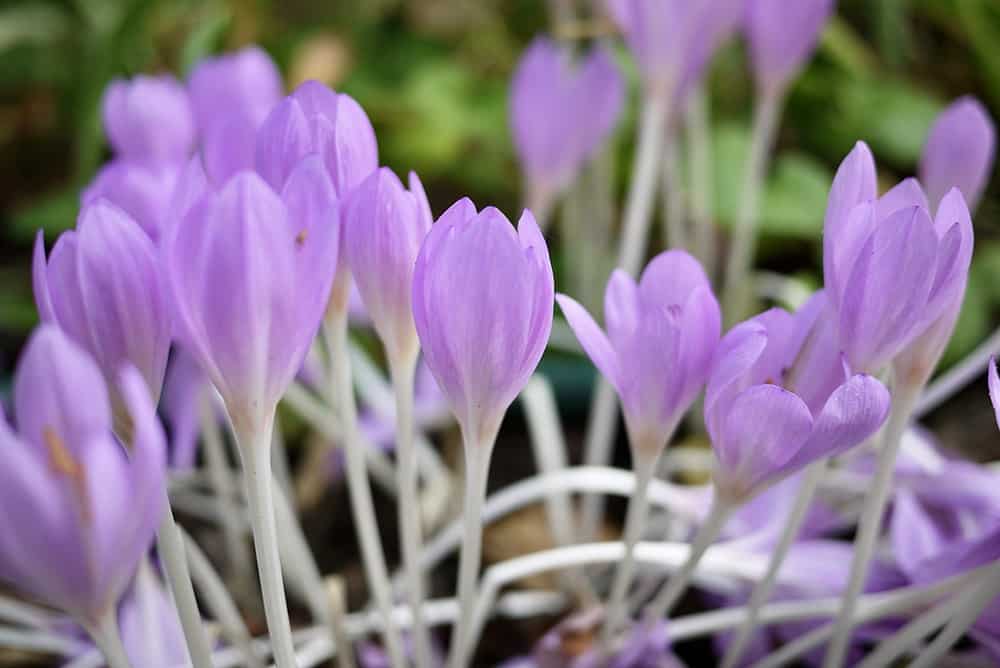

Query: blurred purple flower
left=920, top=96, right=996, bottom=212
left=160, top=348, right=209, bottom=470
left=102, top=74, right=195, bottom=164
left=557, top=250, right=720, bottom=458
left=82, top=160, right=180, bottom=243
left=412, top=200, right=554, bottom=444
left=744, top=0, right=836, bottom=95
left=118, top=565, right=191, bottom=667
left=510, top=38, right=623, bottom=200
left=0, top=326, right=166, bottom=626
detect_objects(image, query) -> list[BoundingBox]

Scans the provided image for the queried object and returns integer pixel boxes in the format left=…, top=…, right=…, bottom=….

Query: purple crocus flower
left=82, top=160, right=180, bottom=242
left=606, top=0, right=743, bottom=102
left=412, top=199, right=554, bottom=445
left=823, top=142, right=974, bottom=374
left=557, top=250, right=720, bottom=459
left=510, top=38, right=624, bottom=208
left=706, top=306, right=890, bottom=503
left=920, top=96, right=996, bottom=212
left=164, top=167, right=339, bottom=436
left=255, top=80, right=378, bottom=197
left=160, top=348, right=208, bottom=470
left=33, top=200, right=172, bottom=413
left=118, top=565, right=191, bottom=667
left=0, top=326, right=166, bottom=627
left=744, top=0, right=836, bottom=96
left=102, top=74, right=195, bottom=164
left=342, top=167, right=432, bottom=366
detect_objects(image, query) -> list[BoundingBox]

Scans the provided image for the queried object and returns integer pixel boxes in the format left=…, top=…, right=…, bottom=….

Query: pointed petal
left=556, top=294, right=618, bottom=390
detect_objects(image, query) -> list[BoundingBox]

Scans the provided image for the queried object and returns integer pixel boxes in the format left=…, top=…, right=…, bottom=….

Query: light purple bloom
left=187, top=45, right=283, bottom=135
left=102, top=74, right=195, bottom=164
left=82, top=160, right=181, bottom=242
left=160, top=348, right=208, bottom=470
left=342, top=168, right=433, bottom=365
left=164, top=168, right=339, bottom=434
left=745, top=0, right=836, bottom=95
left=823, top=142, right=974, bottom=373
left=706, top=306, right=890, bottom=502
left=0, top=326, right=166, bottom=625
left=118, top=566, right=191, bottom=667
left=920, top=96, right=996, bottom=212
left=255, top=80, right=378, bottom=197
left=33, top=200, right=172, bottom=412
left=510, top=38, right=623, bottom=197
left=557, top=250, right=720, bottom=458
left=606, top=0, right=743, bottom=101
left=412, top=199, right=554, bottom=444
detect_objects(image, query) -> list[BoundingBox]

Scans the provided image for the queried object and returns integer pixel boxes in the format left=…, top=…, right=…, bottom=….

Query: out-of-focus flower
left=510, top=38, right=623, bottom=202
left=102, top=75, right=195, bottom=164
left=82, top=160, right=180, bottom=242
left=557, top=250, right=719, bottom=459
left=118, top=564, right=192, bottom=667
left=160, top=348, right=208, bottom=470
left=744, top=0, right=836, bottom=96
left=0, top=326, right=166, bottom=627
left=412, top=199, right=554, bottom=445
left=342, top=168, right=432, bottom=366
left=920, top=96, right=996, bottom=212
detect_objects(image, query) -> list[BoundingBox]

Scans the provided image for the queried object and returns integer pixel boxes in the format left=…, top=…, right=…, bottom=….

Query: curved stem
left=721, top=462, right=825, bottom=668
left=855, top=589, right=967, bottom=668
left=823, top=384, right=920, bottom=668
left=156, top=500, right=216, bottom=668
left=86, top=611, right=132, bottom=668
left=721, top=89, right=783, bottom=324
left=323, top=308, right=407, bottom=668
left=391, top=354, right=434, bottom=668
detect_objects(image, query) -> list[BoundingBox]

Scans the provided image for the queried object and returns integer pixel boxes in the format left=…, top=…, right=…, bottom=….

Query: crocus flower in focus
left=342, top=168, right=433, bottom=366
left=707, top=307, right=890, bottom=503
left=164, top=168, right=339, bottom=437
left=0, top=326, right=166, bottom=628
left=744, top=0, right=836, bottom=96
left=102, top=75, right=195, bottom=164
left=510, top=38, right=623, bottom=216
left=413, top=199, right=554, bottom=446
left=255, top=80, right=378, bottom=197
left=920, top=96, right=996, bottom=212
left=557, top=250, right=720, bottom=459
left=33, top=200, right=172, bottom=414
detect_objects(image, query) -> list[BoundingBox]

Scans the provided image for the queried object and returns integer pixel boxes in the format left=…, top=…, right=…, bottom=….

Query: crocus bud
left=0, top=326, right=167, bottom=626
left=164, top=170, right=339, bottom=435
left=412, top=200, right=554, bottom=445
left=119, top=568, right=191, bottom=667
left=102, top=75, right=195, bottom=164
left=706, top=308, right=889, bottom=503
left=920, top=96, right=996, bottom=212
left=745, top=0, right=836, bottom=96
left=556, top=250, right=720, bottom=459
left=510, top=38, right=624, bottom=204
left=33, top=200, right=172, bottom=410
left=82, top=160, right=180, bottom=242
left=255, top=80, right=378, bottom=197
left=187, top=46, right=283, bottom=136
left=606, top=0, right=742, bottom=102
left=823, top=143, right=973, bottom=374
left=342, top=168, right=432, bottom=366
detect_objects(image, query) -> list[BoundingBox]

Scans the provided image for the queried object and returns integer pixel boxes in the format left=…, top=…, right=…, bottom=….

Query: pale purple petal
left=556, top=294, right=619, bottom=390
left=920, top=96, right=996, bottom=212
left=745, top=0, right=836, bottom=94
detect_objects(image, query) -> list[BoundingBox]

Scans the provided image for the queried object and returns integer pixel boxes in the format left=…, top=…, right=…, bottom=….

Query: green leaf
left=180, top=9, right=231, bottom=76
left=0, top=4, right=71, bottom=52
left=9, top=186, right=80, bottom=242
left=760, top=152, right=833, bottom=239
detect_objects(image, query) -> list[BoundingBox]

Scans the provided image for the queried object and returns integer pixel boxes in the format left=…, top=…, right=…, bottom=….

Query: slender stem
left=855, top=588, right=969, bottom=668
left=721, top=462, right=825, bottom=668
left=447, top=438, right=494, bottom=668
left=323, top=307, right=407, bottom=668
left=86, top=612, right=132, bottom=668
left=661, top=127, right=686, bottom=250
left=721, top=89, right=783, bottom=324
left=325, top=577, right=358, bottom=668
left=236, top=414, right=298, bottom=668
left=579, top=90, right=670, bottom=540
left=915, top=325, right=1000, bottom=418
left=600, top=459, right=656, bottom=646
left=156, top=500, right=216, bottom=668
left=686, top=86, right=716, bottom=278
left=644, top=498, right=732, bottom=621
left=391, top=353, right=434, bottom=668
left=823, top=383, right=920, bottom=668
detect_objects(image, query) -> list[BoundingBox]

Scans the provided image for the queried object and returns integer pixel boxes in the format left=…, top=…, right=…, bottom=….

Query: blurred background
left=1, top=0, right=999, bottom=442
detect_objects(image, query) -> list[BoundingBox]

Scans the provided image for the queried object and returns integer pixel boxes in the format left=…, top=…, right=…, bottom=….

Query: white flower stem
left=323, top=307, right=407, bottom=668
left=721, top=88, right=783, bottom=324
left=87, top=611, right=132, bottom=668
left=447, top=433, right=496, bottom=668
left=390, top=353, right=434, bottom=668
left=600, top=458, right=656, bottom=646
left=915, top=325, right=1000, bottom=418
left=237, top=414, right=298, bottom=668
left=579, top=90, right=670, bottom=541
left=156, top=500, right=216, bottom=668
left=686, top=86, right=716, bottom=278
left=661, top=126, right=686, bottom=250
left=721, top=462, right=826, bottom=668
left=644, top=498, right=733, bottom=621
left=823, top=383, right=921, bottom=668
